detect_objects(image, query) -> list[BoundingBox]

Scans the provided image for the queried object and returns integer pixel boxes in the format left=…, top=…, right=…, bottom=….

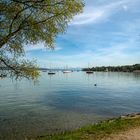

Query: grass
left=36, top=115, right=140, bottom=140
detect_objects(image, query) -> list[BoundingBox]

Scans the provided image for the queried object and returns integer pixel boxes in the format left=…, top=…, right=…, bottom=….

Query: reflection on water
left=0, top=72, right=140, bottom=140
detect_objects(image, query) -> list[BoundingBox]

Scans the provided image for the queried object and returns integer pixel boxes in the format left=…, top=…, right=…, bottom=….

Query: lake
left=0, top=72, right=140, bottom=140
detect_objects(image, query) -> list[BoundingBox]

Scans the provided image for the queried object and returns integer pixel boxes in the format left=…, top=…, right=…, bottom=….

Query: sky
left=25, top=0, right=140, bottom=68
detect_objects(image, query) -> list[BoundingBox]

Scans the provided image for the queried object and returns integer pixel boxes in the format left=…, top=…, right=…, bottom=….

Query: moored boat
left=48, top=71, right=56, bottom=75
left=86, top=71, right=94, bottom=74
left=86, top=63, right=94, bottom=74
left=0, top=74, right=7, bottom=78
left=42, top=70, right=47, bottom=72
left=63, top=70, right=72, bottom=73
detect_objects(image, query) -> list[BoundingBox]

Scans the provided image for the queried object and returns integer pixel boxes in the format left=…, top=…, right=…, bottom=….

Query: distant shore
left=35, top=113, right=140, bottom=140
left=82, top=64, right=140, bottom=72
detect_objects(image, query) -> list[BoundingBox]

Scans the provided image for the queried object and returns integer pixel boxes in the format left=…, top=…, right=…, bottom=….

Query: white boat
left=63, top=65, right=72, bottom=73
left=63, top=70, right=72, bottom=73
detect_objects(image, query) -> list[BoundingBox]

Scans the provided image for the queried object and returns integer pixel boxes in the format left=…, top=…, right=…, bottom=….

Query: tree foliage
left=82, top=64, right=140, bottom=72
left=0, top=0, right=84, bottom=79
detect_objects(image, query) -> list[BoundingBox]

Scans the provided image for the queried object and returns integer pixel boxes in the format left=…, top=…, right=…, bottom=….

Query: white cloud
left=24, top=43, right=62, bottom=52
left=25, top=0, right=140, bottom=67
left=25, top=44, right=45, bottom=51
left=70, top=9, right=104, bottom=25
left=37, top=39, right=140, bottom=67
left=54, top=46, right=62, bottom=51
left=122, top=5, right=128, bottom=11
left=70, top=0, right=137, bottom=25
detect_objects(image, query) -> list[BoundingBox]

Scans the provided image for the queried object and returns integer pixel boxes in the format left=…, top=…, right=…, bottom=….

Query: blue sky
left=26, top=0, right=140, bottom=68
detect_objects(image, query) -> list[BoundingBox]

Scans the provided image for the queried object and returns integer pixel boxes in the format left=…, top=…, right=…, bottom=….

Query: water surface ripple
left=0, top=72, right=140, bottom=139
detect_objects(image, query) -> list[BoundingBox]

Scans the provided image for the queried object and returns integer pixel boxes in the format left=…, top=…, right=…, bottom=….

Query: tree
left=0, top=0, right=84, bottom=80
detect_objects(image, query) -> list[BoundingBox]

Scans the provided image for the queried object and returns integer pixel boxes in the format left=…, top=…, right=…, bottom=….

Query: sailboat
left=0, top=74, right=7, bottom=78
left=63, top=65, right=72, bottom=73
left=86, top=71, right=93, bottom=74
left=48, top=71, right=55, bottom=75
left=86, top=63, right=94, bottom=74
left=48, top=63, right=56, bottom=75
left=63, top=70, right=72, bottom=73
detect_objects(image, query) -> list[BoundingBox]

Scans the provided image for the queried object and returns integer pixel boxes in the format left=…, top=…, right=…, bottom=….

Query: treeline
left=82, top=64, right=140, bottom=72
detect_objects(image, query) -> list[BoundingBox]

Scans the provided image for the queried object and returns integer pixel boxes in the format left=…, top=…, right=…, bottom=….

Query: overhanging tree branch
left=0, top=0, right=84, bottom=80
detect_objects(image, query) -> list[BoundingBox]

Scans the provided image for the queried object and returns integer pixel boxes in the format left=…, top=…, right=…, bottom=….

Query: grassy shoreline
left=35, top=113, right=140, bottom=140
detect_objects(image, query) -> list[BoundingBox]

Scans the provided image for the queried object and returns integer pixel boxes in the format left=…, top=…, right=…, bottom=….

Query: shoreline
left=35, top=113, right=140, bottom=140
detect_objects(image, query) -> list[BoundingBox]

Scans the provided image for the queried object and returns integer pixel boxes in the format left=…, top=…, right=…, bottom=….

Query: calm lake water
left=0, top=72, right=140, bottom=140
